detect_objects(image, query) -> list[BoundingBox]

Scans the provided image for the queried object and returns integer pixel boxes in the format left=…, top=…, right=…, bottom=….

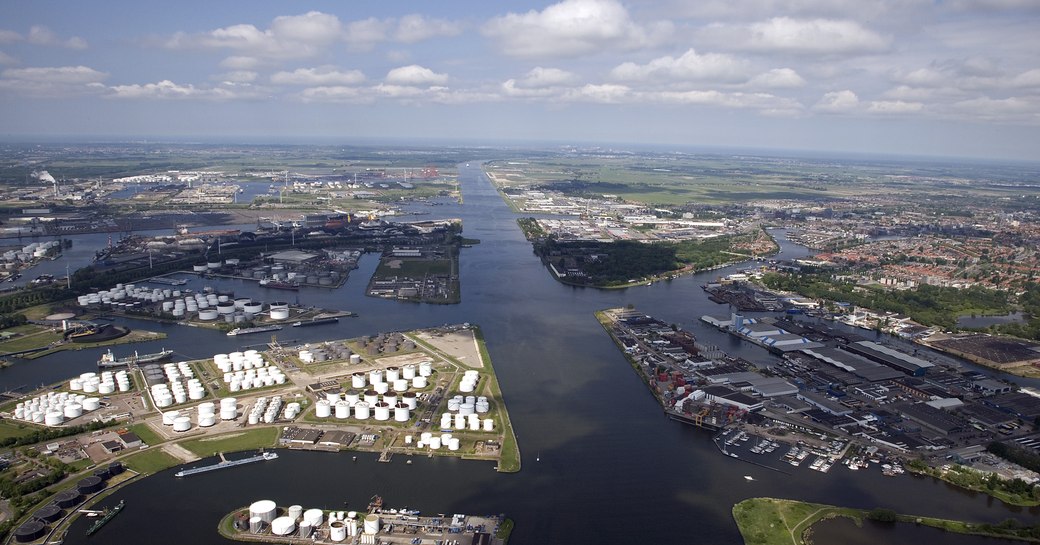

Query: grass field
left=179, top=427, right=280, bottom=458
left=128, top=423, right=164, bottom=446
left=0, top=419, right=36, bottom=440
left=122, top=448, right=181, bottom=474
left=375, top=257, right=451, bottom=278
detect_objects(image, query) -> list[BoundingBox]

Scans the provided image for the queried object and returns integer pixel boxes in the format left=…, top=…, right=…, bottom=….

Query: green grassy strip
left=179, top=427, right=280, bottom=458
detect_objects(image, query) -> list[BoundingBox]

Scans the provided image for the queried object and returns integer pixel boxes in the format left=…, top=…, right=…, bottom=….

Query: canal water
left=3, top=164, right=1037, bottom=545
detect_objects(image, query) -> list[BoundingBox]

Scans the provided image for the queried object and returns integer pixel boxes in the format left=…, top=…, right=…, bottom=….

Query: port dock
left=175, top=451, right=278, bottom=478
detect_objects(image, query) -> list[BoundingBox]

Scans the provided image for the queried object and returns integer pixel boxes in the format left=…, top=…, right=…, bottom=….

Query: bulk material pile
left=214, top=351, right=286, bottom=392
left=12, top=390, right=101, bottom=426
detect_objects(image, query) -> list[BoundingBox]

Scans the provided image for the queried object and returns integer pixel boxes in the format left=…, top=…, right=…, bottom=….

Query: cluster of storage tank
left=3, top=240, right=60, bottom=265
left=246, top=396, right=300, bottom=425
left=440, top=411, right=494, bottom=433
left=458, top=370, right=480, bottom=393
left=214, top=351, right=286, bottom=392
left=247, top=501, right=366, bottom=542
left=12, top=391, right=99, bottom=426
left=76, top=283, right=182, bottom=309
left=298, top=342, right=353, bottom=363
left=150, top=361, right=205, bottom=408
left=315, top=390, right=414, bottom=423
left=348, top=363, right=432, bottom=393
left=447, top=395, right=490, bottom=415
left=416, top=431, right=463, bottom=451
left=70, top=370, right=131, bottom=395
left=161, top=409, right=194, bottom=433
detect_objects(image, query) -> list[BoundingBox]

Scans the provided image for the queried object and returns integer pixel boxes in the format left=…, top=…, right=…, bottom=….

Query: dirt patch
left=415, top=329, right=483, bottom=368
left=386, top=259, right=403, bottom=269
left=374, top=353, right=433, bottom=367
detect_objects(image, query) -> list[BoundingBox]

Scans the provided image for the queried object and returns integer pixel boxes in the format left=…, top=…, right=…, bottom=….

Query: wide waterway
left=3, top=164, right=1037, bottom=545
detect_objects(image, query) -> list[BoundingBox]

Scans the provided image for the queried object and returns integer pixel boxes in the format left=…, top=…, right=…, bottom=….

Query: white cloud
left=562, top=83, right=631, bottom=103
left=0, top=30, right=22, bottom=44
left=0, top=51, right=17, bottom=65
left=386, top=65, right=448, bottom=86
left=344, top=17, right=391, bottom=50
left=952, top=96, right=1036, bottom=117
left=483, top=0, right=671, bottom=58
left=867, top=100, right=924, bottom=113
left=394, top=14, right=463, bottom=43
left=0, top=65, right=107, bottom=96
left=611, top=49, right=749, bottom=83
left=109, top=80, right=238, bottom=100
left=27, top=26, right=87, bottom=49
left=515, top=67, right=578, bottom=88
left=813, top=90, right=860, bottom=112
left=944, top=0, right=1040, bottom=12
left=704, top=17, right=890, bottom=55
left=272, top=66, right=365, bottom=86
left=220, top=56, right=261, bottom=70
left=747, top=68, right=806, bottom=88
left=218, top=71, right=258, bottom=83
left=2, top=66, right=107, bottom=84
left=166, top=11, right=342, bottom=59
left=299, top=85, right=371, bottom=103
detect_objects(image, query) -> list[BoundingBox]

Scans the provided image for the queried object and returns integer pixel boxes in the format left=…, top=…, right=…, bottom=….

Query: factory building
left=842, top=341, right=934, bottom=376
left=796, top=391, right=852, bottom=416
left=701, top=385, right=764, bottom=412
left=799, top=347, right=903, bottom=382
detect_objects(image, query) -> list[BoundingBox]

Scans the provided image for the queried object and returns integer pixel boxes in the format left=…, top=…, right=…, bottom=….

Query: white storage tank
left=483, top=418, right=494, bottom=431
left=335, top=401, right=351, bottom=419
left=198, top=414, right=216, bottom=427
left=303, top=508, right=323, bottom=526
left=394, top=404, right=410, bottom=422
left=162, top=411, right=180, bottom=425
left=351, top=373, right=366, bottom=388
left=271, top=516, right=296, bottom=536
left=330, top=521, right=347, bottom=542
left=349, top=354, right=361, bottom=365
left=269, top=308, right=290, bottom=320
left=419, top=361, right=432, bottom=377
left=173, top=416, right=192, bottom=432
left=198, top=309, right=219, bottom=321
left=63, top=404, right=83, bottom=419
left=412, top=376, right=428, bottom=389
left=402, top=392, right=417, bottom=410
left=402, top=364, right=416, bottom=380
left=45, top=411, right=63, bottom=426
left=249, top=500, right=277, bottom=523
left=363, top=514, right=380, bottom=535
left=315, top=400, right=331, bottom=418
left=288, top=505, right=303, bottom=521
left=385, top=367, right=400, bottom=382
left=353, top=402, right=370, bottom=420
left=83, top=397, right=100, bottom=411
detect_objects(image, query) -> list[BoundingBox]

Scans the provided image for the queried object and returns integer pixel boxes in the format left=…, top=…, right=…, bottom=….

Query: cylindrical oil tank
left=243, top=302, right=263, bottom=314
left=353, top=402, right=370, bottom=420
left=428, top=436, right=442, bottom=450
left=363, top=390, right=378, bottom=405
left=392, top=379, right=408, bottom=392
left=298, top=521, right=312, bottom=538
left=63, top=403, right=83, bottom=419
left=162, top=411, right=180, bottom=425
left=53, top=490, right=82, bottom=509
left=249, top=500, right=277, bottom=523
left=76, top=476, right=103, bottom=495
left=249, top=516, right=263, bottom=534
left=93, top=466, right=111, bottom=480
left=82, top=397, right=100, bottom=411
left=402, top=364, right=416, bottom=380
left=363, top=514, right=380, bottom=535
left=402, top=392, right=417, bottom=409
left=33, top=504, right=63, bottom=524
left=217, top=301, right=236, bottom=315
left=349, top=354, right=361, bottom=365
left=198, top=414, right=216, bottom=427
left=335, top=401, right=350, bottom=419
left=220, top=407, right=238, bottom=420
left=382, top=394, right=397, bottom=406
left=269, top=308, right=290, bottom=320
left=351, top=373, right=366, bottom=388
left=385, top=367, right=400, bottom=382
left=330, top=521, right=347, bottom=542
left=108, top=461, right=124, bottom=476
left=373, top=382, right=389, bottom=395
left=412, top=376, right=428, bottom=389
left=44, top=411, right=63, bottom=426
left=303, top=508, right=323, bottom=526
left=483, top=418, right=494, bottom=431
left=288, top=505, right=303, bottom=521
left=13, top=521, right=46, bottom=543
left=419, top=361, right=432, bottom=376
left=315, top=400, right=331, bottom=418
left=198, top=309, right=219, bottom=321
left=173, top=416, right=191, bottom=432
left=394, top=404, right=410, bottom=422
left=368, top=370, right=383, bottom=384
left=270, top=516, right=295, bottom=536
left=373, top=402, right=390, bottom=421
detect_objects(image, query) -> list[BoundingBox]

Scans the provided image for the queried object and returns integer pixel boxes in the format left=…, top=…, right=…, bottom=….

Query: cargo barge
left=85, top=499, right=125, bottom=536
left=227, top=325, right=283, bottom=337
left=175, top=451, right=278, bottom=477
left=97, top=348, right=174, bottom=368
left=292, top=317, right=339, bottom=328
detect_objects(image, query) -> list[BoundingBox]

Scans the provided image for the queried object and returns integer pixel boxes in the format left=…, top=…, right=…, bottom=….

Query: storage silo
left=315, top=400, right=332, bottom=418
left=402, top=392, right=417, bottom=409
left=394, top=403, right=410, bottom=422
left=351, top=373, right=366, bottom=388
left=33, top=504, right=63, bottom=524
left=411, top=376, right=428, bottom=389
left=298, top=521, right=312, bottom=538
left=287, top=505, right=303, bottom=521
left=173, top=416, right=192, bottom=432
left=53, top=490, right=82, bottom=509
left=249, top=516, right=263, bottom=533
left=402, top=364, right=416, bottom=380
left=385, top=367, right=400, bottom=382
left=249, top=500, right=277, bottom=523
left=335, top=401, right=351, bottom=419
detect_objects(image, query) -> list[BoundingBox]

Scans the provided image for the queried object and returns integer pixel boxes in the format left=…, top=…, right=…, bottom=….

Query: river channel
left=2, top=164, right=1037, bottom=544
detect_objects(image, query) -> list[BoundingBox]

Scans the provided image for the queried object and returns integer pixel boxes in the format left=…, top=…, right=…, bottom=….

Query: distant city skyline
left=1, top=0, right=1038, bottom=161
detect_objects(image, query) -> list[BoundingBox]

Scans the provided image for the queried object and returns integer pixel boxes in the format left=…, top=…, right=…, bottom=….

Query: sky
left=1, top=0, right=1039, bottom=160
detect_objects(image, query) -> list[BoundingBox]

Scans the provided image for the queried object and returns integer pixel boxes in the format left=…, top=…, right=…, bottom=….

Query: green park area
left=180, top=428, right=281, bottom=458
